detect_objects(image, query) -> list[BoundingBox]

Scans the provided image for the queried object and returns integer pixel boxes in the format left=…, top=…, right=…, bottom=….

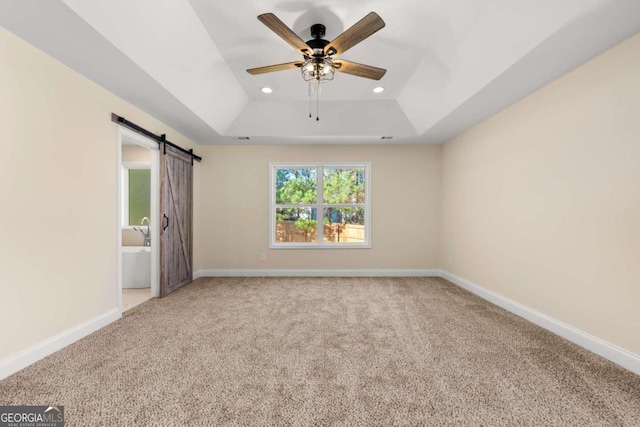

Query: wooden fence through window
left=275, top=220, right=364, bottom=243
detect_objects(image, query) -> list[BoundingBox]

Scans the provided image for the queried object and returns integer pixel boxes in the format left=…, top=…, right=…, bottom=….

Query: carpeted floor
left=1, top=277, right=639, bottom=426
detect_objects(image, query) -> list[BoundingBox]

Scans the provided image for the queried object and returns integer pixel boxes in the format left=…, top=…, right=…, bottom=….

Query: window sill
left=269, top=243, right=371, bottom=249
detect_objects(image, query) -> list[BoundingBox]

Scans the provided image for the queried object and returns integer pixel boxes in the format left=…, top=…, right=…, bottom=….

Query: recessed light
left=373, top=86, right=385, bottom=93
left=236, top=136, right=250, bottom=140
left=261, top=87, right=273, bottom=94
left=381, top=136, right=394, bottom=140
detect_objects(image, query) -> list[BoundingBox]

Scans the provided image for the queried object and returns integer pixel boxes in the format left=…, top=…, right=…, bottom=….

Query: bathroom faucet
left=133, top=217, right=151, bottom=247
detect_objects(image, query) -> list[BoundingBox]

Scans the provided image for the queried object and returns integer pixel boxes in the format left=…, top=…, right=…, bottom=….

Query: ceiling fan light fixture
left=301, top=58, right=335, bottom=82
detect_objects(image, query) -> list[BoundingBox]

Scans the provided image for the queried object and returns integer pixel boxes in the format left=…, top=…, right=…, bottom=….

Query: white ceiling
left=1, top=0, right=639, bottom=145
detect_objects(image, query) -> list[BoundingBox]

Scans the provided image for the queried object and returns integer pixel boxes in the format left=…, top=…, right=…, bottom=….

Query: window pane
left=323, top=207, right=365, bottom=243
left=129, top=169, right=150, bottom=225
left=275, top=168, right=317, bottom=204
left=275, top=208, right=318, bottom=243
left=323, top=168, right=365, bottom=204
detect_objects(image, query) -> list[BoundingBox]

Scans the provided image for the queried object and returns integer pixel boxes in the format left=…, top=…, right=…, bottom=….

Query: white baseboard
left=194, top=269, right=440, bottom=279
left=0, top=308, right=121, bottom=381
left=440, top=270, right=640, bottom=376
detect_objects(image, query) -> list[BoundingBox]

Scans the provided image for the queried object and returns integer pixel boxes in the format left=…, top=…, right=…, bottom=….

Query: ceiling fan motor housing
left=307, top=24, right=330, bottom=56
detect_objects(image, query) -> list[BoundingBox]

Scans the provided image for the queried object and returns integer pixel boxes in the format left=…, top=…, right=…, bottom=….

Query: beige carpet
left=1, top=277, right=639, bottom=426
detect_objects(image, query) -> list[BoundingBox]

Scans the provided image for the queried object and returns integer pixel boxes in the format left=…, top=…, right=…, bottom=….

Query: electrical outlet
left=259, top=254, right=266, bottom=262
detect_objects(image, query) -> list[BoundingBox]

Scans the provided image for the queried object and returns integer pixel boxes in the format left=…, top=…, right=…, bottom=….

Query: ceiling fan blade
left=333, top=59, right=386, bottom=80
left=257, top=13, right=310, bottom=54
left=247, top=61, right=303, bottom=75
left=326, top=12, right=385, bottom=56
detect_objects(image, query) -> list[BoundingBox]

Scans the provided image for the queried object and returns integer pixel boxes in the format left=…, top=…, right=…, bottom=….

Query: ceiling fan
left=247, top=12, right=387, bottom=82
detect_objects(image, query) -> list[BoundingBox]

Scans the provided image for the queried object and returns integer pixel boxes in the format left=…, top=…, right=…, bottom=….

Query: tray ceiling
left=1, top=0, right=639, bottom=144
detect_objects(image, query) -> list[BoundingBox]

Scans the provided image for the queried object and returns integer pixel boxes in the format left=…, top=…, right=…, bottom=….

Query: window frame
left=269, top=162, right=372, bottom=249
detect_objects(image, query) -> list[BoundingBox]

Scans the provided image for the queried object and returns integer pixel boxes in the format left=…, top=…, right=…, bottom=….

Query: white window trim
left=269, top=162, right=372, bottom=249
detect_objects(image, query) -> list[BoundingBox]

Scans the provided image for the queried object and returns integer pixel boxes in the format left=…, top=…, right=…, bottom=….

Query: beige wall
left=122, top=229, right=144, bottom=247
left=122, top=144, right=151, bottom=163
left=0, top=27, right=196, bottom=361
left=194, top=145, right=441, bottom=271
left=440, top=33, right=640, bottom=354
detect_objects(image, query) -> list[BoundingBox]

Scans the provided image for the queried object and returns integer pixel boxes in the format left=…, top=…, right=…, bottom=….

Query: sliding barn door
left=160, top=144, right=193, bottom=297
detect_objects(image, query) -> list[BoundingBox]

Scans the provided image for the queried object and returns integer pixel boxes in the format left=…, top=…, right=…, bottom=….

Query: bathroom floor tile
left=123, top=288, right=152, bottom=312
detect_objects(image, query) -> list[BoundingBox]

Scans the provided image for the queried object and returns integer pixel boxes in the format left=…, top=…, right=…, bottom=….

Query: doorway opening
left=117, top=127, right=160, bottom=313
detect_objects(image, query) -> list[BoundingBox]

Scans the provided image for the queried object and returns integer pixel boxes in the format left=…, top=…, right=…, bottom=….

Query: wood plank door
left=160, top=144, right=193, bottom=297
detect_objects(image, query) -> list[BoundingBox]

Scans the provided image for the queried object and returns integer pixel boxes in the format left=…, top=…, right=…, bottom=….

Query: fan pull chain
left=316, top=83, right=320, bottom=121
left=309, top=81, right=313, bottom=119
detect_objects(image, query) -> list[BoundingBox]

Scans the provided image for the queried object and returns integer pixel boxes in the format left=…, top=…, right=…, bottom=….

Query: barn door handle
left=163, top=213, right=169, bottom=231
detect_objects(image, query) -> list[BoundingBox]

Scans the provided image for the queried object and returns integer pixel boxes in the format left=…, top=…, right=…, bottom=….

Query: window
left=122, top=164, right=151, bottom=227
left=269, top=163, right=371, bottom=248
